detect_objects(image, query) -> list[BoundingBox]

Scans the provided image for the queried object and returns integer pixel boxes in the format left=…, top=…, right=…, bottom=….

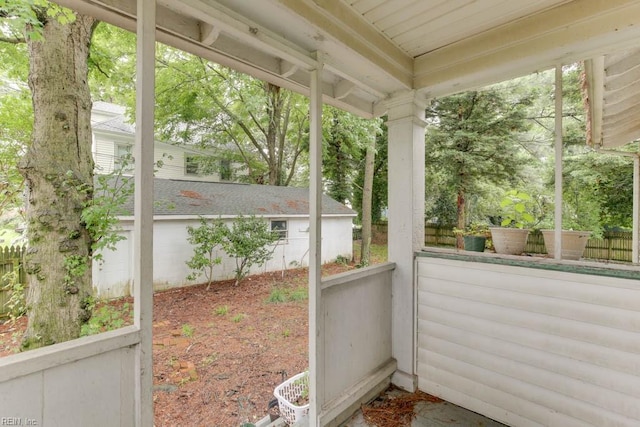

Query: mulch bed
left=0, top=263, right=353, bottom=426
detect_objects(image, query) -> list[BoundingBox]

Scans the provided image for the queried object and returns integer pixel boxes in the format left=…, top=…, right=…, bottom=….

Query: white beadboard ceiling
left=57, top=0, right=640, bottom=146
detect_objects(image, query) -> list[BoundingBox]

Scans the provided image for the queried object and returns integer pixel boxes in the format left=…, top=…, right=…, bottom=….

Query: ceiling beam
left=585, top=57, right=605, bottom=147
left=414, top=0, right=640, bottom=97
left=278, top=0, right=412, bottom=89
left=55, top=0, right=378, bottom=117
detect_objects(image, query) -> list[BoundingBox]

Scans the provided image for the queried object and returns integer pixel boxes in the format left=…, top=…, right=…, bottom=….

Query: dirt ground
left=0, top=262, right=355, bottom=426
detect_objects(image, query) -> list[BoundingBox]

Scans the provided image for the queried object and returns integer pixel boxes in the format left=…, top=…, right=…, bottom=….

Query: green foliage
left=231, top=313, right=245, bottom=323
left=81, top=170, right=133, bottom=262
left=266, top=286, right=307, bottom=303
left=214, top=305, right=228, bottom=316
left=353, top=119, right=388, bottom=223
left=186, top=215, right=278, bottom=287
left=453, top=222, right=490, bottom=237
left=62, top=254, right=89, bottom=292
left=185, top=217, right=225, bottom=289
left=181, top=323, right=195, bottom=337
left=335, top=254, right=350, bottom=266
left=80, top=302, right=131, bottom=336
left=499, top=190, right=537, bottom=229
left=322, top=106, right=381, bottom=205
left=220, top=215, right=279, bottom=286
left=2, top=269, right=26, bottom=321
left=425, top=88, right=534, bottom=230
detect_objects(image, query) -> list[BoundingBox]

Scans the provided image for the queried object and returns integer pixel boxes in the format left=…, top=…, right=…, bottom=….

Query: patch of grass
left=232, top=313, right=245, bottom=323
left=181, top=323, right=195, bottom=337
left=267, top=288, right=288, bottom=303
left=282, top=329, right=291, bottom=338
left=214, top=305, right=229, bottom=316
left=289, top=287, right=307, bottom=301
left=266, top=286, right=307, bottom=304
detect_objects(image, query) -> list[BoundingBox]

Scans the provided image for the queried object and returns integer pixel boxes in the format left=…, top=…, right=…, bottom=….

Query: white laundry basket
left=273, top=372, right=309, bottom=425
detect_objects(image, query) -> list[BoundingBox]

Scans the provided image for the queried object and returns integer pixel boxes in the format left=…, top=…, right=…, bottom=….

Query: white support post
left=308, top=53, right=324, bottom=426
left=385, top=91, right=427, bottom=392
left=134, top=0, right=155, bottom=424
left=554, top=65, right=563, bottom=259
left=633, top=155, right=639, bottom=263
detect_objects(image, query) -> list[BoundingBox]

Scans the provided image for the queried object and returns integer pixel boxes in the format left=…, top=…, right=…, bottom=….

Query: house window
left=185, top=154, right=216, bottom=176
left=115, top=144, right=133, bottom=171
left=271, top=220, right=288, bottom=241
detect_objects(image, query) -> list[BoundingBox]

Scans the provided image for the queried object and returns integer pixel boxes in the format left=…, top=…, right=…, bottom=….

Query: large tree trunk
left=360, top=144, right=375, bottom=266
left=18, top=11, right=97, bottom=350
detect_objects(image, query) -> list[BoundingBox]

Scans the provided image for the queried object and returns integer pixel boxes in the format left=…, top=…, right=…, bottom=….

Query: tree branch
left=0, top=36, right=26, bottom=44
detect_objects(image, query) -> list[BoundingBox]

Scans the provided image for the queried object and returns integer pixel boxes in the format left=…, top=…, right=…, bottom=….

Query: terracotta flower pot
left=541, top=230, right=591, bottom=260
left=489, top=227, right=529, bottom=255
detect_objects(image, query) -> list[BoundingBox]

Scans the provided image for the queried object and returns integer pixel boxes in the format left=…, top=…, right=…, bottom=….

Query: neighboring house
left=92, top=177, right=355, bottom=298
left=91, top=101, right=233, bottom=182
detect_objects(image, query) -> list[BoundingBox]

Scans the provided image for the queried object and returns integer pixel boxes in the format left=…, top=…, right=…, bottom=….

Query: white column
left=554, top=65, right=563, bottom=259
left=386, top=91, right=427, bottom=392
left=134, top=0, right=155, bottom=424
left=633, top=155, right=639, bottom=263
left=308, top=53, right=324, bottom=426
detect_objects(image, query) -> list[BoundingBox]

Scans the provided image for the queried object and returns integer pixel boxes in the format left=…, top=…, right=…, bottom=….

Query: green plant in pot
left=454, top=223, right=490, bottom=252
left=490, top=190, right=536, bottom=255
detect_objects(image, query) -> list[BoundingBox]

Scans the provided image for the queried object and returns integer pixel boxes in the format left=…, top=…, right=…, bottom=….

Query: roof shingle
left=109, top=177, right=356, bottom=217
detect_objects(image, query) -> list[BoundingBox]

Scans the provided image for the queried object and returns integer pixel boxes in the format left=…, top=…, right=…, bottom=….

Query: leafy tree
left=221, top=215, right=279, bottom=286
left=1, top=2, right=97, bottom=349
left=322, top=106, right=380, bottom=205
left=0, top=14, right=31, bottom=227
left=353, top=119, right=388, bottom=223
left=150, top=47, right=311, bottom=186
left=185, top=217, right=226, bottom=289
left=425, top=89, right=533, bottom=247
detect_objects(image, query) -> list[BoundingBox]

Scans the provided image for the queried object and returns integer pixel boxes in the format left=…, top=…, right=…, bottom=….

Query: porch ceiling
left=585, top=50, right=640, bottom=150
left=57, top=0, right=640, bottom=121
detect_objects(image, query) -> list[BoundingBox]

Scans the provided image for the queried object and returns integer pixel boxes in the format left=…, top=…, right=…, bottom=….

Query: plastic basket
left=273, top=372, right=309, bottom=425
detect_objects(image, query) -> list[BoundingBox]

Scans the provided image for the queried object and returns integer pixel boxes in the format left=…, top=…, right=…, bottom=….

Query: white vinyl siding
left=416, top=256, right=640, bottom=427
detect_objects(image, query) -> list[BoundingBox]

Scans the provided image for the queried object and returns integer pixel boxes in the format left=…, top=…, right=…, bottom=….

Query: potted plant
left=490, top=190, right=536, bottom=255
left=453, top=223, right=490, bottom=252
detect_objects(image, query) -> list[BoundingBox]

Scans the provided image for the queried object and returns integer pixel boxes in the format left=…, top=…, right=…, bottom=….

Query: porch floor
left=341, top=392, right=507, bottom=427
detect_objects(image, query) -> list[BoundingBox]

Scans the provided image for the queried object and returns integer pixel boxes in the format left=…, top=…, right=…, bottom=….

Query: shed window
left=271, top=220, right=288, bottom=241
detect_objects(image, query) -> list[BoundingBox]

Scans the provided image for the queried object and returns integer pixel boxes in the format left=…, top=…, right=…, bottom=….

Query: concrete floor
left=341, top=389, right=507, bottom=427
left=261, top=389, right=507, bottom=427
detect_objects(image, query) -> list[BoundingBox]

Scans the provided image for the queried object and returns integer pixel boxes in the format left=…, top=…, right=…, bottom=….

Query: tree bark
left=18, top=12, right=97, bottom=349
left=456, top=189, right=466, bottom=249
left=360, top=144, right=375, bottom=266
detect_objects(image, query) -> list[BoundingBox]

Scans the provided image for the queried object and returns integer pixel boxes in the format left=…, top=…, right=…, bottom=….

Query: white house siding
left=93, top=216, right=353, bottom=296
left=416, top=255, right=640, bottom=427
left=92, top=134, right=221, bottom=182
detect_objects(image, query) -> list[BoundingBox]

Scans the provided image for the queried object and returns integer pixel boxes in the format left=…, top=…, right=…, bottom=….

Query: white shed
left=92, top=177, right=355, bottom=298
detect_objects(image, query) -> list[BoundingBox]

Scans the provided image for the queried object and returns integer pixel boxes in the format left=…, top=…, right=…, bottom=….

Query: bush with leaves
left=222, top=215, right=280, bottom=285
left=185, top=217, right=226, bottom=289
left=186, top=215, right=279, bottom=287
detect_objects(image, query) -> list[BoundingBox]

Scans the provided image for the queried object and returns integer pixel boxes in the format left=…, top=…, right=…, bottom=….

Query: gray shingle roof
left=109, top=177, right=356, bottom=217
left=92, top=115, right=135, bottom=135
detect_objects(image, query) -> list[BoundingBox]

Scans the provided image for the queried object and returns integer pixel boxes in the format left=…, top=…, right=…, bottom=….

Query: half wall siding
left=416, top=254, right=640, bottom=427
